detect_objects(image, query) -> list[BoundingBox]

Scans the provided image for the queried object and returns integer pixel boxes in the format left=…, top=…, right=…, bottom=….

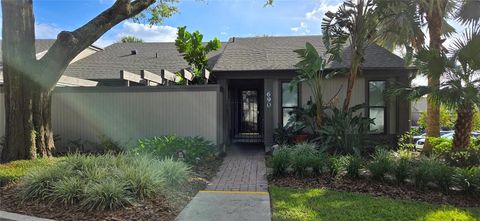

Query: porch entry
left=229, top=79, right=264, bottom=143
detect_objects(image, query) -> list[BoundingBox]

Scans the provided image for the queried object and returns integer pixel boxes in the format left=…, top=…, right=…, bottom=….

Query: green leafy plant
left=135, top=135, right=216, bottom=165
left=327, top=155, right=349, bottom=177
left=412, top=157, right=453, bottom=190
left=290, top=143, right=319, bottom=176
left=345, top=155, right=363, bottom=179
left=393, top=158, right=411, bottom=184
left=397, top=130, right=416, bottom=151
left=20, top=153, right=189, bottom=211
left=320, top=104, right=373, bottom=155
left=368, top=148, right=393, bottom=181
left=271, top=146, right=291, bottom=176
left=453, top=167, right=480, bottom=195
left=175, top=26, right=221, bottom=84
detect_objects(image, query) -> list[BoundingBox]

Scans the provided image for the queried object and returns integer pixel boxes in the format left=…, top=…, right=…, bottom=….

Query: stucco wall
left=0, top=86, right=222, bottom=149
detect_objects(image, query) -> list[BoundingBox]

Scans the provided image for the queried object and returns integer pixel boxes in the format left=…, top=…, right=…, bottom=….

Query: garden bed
left=0, top=156, right=222, bottom=221
left=270, top=175, right=480, bottom=208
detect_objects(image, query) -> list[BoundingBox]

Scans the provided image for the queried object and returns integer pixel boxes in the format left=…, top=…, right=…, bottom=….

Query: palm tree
left=393, top=24, right=480, bottom=150
left=375, top=0, right=480, bottom=154
left=322, top=0, right=380, bottom=112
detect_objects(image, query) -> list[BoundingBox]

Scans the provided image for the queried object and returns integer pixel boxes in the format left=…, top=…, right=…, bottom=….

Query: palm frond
left=455, top=0, right=480, bottom=26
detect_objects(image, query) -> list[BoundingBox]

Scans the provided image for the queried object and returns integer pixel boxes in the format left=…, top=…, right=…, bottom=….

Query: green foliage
left=429, top=137, right=480, bottom=167
left=393, top=158, right=411, bottom=184
left=453, top=167, right=480, bottom=194
left=175, top=26, right=221, bottom=84
left=327, top=155, right=349, bottom=177
left=345, top=155, right=363, bottom=178
left=20, top=153, right=190, bottom=211
left=132, top=0, right=180, bottom=26
left=0, top=158, right=58, bottom=186
left=412, top=157, right=454, bottom=191
left=418, top=106, right=456, bottom=130
left=290, top=143, right=319, bottom=176
left=134, top=135, right=216, bottom=165
left=368, top=148, right=393, bottom=181
left=271, top=146, right=291, bottom=176
left=270, top=186, right=480, bottom=221
left=119, top=36, right=144, bottom=43
left=397, top=130, right=417, bottom=151
left=320, top=104, right=373, bottom=155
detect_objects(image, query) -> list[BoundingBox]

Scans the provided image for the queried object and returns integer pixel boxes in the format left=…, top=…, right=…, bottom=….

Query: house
left=61, top=35, right=414, bottom=148
left=0, top=36, right=414, bottom=150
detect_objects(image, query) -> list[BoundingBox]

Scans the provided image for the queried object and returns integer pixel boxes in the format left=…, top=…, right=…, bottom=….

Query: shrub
left=412, top=157, right=453, bottom=190
left=453, top=167, right=480, bottom=194
left=290, top=143, right=318, bottom=176
left=271, top=146, right=291, bottom=176
left=368, top=148, right=393, bottom=181
left=393, top=158, right=411, bottom=184
left=345, top=155, right=363, bottom=179
left=135, top=135, right=216, bottom=165
left=20, top=153, right=189, bottom=211
left=327, top=155, right=348, bottom=177
left=430, top=137, right=480, bottom=167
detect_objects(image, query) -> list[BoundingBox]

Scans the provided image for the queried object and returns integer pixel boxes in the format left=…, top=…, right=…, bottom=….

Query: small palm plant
left=392, top=24, right=480, bottom=151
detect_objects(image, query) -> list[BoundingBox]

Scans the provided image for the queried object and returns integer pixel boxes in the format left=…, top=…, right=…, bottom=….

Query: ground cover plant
left=270, top=186, right=480, bottom=221
left=0, top=158, right=59, bottom=186
left=135, top=135, right=217, bottom=165
left=19, top=153, right=189, bottom=211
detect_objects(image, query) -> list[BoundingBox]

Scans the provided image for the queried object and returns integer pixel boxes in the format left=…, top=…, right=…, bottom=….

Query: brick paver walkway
left=206, top=147, right=268, bottom=192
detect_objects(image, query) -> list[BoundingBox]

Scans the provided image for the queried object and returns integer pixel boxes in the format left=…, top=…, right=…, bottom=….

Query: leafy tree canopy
left=175, top=26, right=221, bottom=83
left=119, top=36, right=144, bottom=43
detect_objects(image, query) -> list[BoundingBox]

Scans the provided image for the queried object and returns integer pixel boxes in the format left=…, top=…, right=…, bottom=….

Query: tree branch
left=39, top=0, right=156, bottom=87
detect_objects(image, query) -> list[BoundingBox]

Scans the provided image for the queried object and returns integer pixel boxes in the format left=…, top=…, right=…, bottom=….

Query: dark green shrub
left=345, top=155, right=363, bottom=179
left=430, top=137, right=480, bottom=167
left=271, top=146, right=291, bottom=176
left=412, top=157, right=453, bottom=190
left=290, top=143, right=318, bottom=176
left=453, top=167, right=480, bottom=194
left=20, top=153, right=189, bottom=211
left=393, top=158, right=411, bottom=184
left=135, top=135, right=216, bottom=165
left=368, top=149, right=393, bottom=181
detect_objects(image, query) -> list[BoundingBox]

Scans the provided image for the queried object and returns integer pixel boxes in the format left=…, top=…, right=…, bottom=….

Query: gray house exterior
left=51, top=35, right=414, bottom=150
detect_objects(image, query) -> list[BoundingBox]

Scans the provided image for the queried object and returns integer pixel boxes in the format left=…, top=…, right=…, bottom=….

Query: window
left=368, top=81, right=386, bottom=133
left=281, top=82, right=299, bottom=126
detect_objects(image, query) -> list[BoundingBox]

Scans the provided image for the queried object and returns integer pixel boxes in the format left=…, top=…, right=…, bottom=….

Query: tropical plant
left=292, top=42, right=335, bottom=128
left=119, top=36, right=144, bottom=43
left=175, top=26, right=221, bottom=84
left=322, top=0, right=381, bottom=111
left=134, top=135, right=217, bottom=165
left=319, top=104, right=373, bottom=155
left=376, top=0, right=480, bottom=154
left=453, top=167, right=480, bottom=194
left=368, top=148, right=394, bottom=181
left=345, top=155, right=363, bottom=179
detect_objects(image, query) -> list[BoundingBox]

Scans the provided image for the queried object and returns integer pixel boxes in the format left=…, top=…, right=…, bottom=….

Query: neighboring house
left=0, top=39, right=102, bottom=86
left=1, top=36, right=415, bottom=149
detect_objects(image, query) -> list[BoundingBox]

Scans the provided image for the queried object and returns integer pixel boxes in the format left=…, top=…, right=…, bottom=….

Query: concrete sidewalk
left=175, top=191, right=271, bottom=221
left=0, top=211, right=54, bottom=221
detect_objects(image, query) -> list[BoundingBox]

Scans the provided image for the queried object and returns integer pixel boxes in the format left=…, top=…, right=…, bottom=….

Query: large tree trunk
left=452, top=104, right=474, bottom=151
left=422, top=0, right=446, bottom=155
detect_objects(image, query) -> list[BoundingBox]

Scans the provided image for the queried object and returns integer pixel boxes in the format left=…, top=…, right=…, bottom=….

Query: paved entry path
left=175, top=146, right=271, bottom=221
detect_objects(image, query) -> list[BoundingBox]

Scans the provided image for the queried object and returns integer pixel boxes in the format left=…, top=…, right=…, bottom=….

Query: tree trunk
left=343, top=57, right=360, bottom=111
left=422, top=0, right=446, bottom=154
left=452, top=104, right=474, bottom=151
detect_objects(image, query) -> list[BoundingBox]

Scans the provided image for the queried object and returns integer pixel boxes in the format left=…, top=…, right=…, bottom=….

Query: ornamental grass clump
left=290, top=143, right=319, bottom=176
left=271, top=146, right=291, bottom=176
left=20, top=153, right=190, bottom=211
left=368, top=148, right=394, bottom=181
left=412, top=157, right=453, bottom=190
left=453, top=167, right=480, bottom=194
left=345, top=155, right=363, bottom=179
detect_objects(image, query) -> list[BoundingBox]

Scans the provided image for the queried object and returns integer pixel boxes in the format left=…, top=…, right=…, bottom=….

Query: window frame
left=367, top=80, right=387, bottom=134
left=280, top=80, right=300, bottom=127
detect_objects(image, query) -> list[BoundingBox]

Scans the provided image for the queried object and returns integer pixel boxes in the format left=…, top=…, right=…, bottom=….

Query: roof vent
left=131, top=50, right=137, bottom=55
left=231, top=37, right=235, bottom=43
left=155, top=52, right=158, bottom=58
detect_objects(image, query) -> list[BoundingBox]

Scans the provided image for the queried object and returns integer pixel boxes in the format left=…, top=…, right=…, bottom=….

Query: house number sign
left=266, top=91, right=272, bottom=108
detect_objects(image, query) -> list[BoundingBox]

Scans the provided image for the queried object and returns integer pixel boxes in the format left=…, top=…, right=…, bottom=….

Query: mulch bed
left=0, top=157, right=223, bottom=221
left=270, top=175, right=480, bottom=208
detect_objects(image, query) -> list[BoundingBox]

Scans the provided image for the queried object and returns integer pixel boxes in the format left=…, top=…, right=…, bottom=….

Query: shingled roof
left=212, top=35, right=407, bottom=71
left=64, top=42, right=224, bottom=80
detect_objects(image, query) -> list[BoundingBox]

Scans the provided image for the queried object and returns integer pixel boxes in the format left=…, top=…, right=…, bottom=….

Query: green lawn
left=270, top=186, right=480, bottom=221
left=0, top=158, right=59, bottom=185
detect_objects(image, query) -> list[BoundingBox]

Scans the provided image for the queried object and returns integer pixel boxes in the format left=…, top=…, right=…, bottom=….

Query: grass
left=0, top=158, right=59, bottom=185
left=270, top=186, right=480, bottom=221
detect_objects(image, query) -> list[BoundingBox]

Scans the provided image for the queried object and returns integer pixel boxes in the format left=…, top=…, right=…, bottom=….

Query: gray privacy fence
left=0, top=85, right=223, bottom=151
